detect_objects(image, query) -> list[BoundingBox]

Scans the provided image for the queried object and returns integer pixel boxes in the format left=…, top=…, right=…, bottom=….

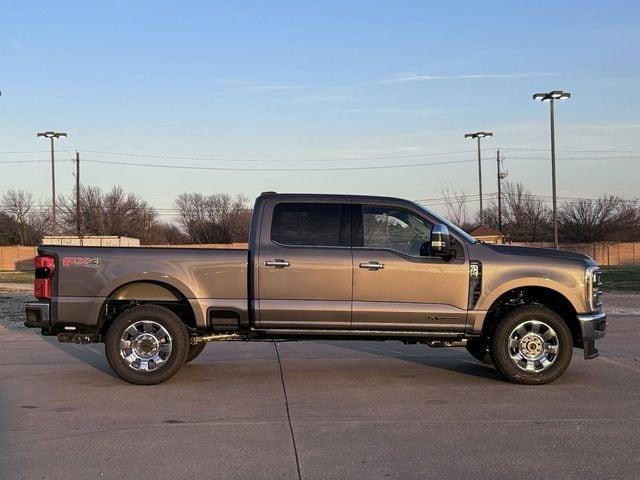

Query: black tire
left=105, top=305, right=190, bottom=385
left=490, top=305, right=573, bottom=385
left=186, top=342, right=206, bottom=363
left=465, top=338, right=493, bottom=365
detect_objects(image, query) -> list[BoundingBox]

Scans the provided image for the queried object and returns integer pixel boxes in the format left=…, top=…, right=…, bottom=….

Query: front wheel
left=105, top=305, right=190, bottom=385
left=490, top=305, right=573, bottom=385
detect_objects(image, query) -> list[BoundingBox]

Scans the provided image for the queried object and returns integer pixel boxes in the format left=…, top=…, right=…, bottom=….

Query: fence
left=0, top=246, right=38, bottom=271
left=508, top=242, right=640, bottom=267
left=1, top=242, right=638, bottom=271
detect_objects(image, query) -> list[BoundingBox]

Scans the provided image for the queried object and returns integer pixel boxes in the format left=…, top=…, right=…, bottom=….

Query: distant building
left=41, top=236, right=140, bottom=247
left=470, top=226, right=505, bottom=244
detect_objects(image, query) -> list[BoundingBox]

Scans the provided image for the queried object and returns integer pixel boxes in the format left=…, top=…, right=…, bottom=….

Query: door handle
left=359, top=261, right=384, bottom=270
left=265, top=259, right=290, bottom=268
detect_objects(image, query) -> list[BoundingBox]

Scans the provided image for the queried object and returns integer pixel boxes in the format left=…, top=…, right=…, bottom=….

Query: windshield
left=413, top=202, right=477, bottom=244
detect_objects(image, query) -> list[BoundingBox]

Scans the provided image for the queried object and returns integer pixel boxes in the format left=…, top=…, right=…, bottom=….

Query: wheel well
left=482, top=287, right=581, bottom=346
left=99, top=281, right=197, bottom=335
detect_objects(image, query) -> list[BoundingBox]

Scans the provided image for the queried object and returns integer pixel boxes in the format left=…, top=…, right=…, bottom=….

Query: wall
left=510, top=242, right=640, bottom=266
left=0, top=246, right=38, bottom=271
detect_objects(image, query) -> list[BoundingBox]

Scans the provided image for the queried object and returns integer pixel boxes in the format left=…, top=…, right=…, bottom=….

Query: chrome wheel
left=119, top=321, right=173, bottom=372
left=508, top=320, right=559, bottom=373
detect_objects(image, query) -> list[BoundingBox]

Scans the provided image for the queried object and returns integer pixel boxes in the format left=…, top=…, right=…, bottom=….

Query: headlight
left=585, top=266, right=603, bottom=311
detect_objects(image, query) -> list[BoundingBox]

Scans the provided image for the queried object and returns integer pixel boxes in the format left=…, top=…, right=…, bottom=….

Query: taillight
left=34, top=255, right=55, bottom=300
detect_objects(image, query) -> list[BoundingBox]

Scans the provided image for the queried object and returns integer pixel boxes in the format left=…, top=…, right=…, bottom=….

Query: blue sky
left=1, top=0, right=639, bottom=217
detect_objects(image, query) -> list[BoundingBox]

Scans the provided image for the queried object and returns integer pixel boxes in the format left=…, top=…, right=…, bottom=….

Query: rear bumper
left=577, top=311, right=606, bottom=359
left=25, top=302, right=50, bottom=329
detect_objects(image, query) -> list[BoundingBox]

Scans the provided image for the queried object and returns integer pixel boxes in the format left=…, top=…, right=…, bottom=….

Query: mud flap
left=583, top=339, right=599, bottom=359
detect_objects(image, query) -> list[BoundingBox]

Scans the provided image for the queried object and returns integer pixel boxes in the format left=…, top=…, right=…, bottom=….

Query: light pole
left=464, top=131, right=493, bottom=222
left=37, top=131, right=67, bottom=235
left=532, top=90, right=570, bottom=249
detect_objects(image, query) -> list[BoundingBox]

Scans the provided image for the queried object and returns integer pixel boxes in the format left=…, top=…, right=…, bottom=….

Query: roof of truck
left=258, top=191, right=411, bottom=204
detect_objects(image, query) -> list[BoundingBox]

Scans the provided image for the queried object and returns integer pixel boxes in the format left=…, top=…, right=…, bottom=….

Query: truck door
left=351, top=203, right=469, bottom=332
left=255, top=200, right=352, bottom=329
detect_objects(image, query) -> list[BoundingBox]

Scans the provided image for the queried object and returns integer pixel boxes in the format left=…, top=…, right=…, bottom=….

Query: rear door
left=351, top=203, right=469, bottom=332
left=255, top=200, right=352, bottom=329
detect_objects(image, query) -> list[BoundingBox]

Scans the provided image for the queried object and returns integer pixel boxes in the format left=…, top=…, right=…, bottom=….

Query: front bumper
left=577, top=311, right=607, bottom=359
left=25, top=302, right=50, bottom=330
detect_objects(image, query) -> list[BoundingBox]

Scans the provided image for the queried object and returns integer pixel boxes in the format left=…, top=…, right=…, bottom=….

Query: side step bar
left=252, top=328, right=465, bottom=339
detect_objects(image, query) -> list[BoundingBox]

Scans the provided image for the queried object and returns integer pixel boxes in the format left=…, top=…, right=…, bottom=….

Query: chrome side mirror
left=430, top=224, right=451, bottom=257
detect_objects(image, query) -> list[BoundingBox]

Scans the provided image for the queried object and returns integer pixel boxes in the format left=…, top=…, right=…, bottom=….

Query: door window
left=361, top=205, right=432, bottom=256
left=271, top=203, right=348, bottom=247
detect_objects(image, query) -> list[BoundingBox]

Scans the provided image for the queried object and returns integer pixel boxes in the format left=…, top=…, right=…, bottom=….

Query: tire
left=186, top=343, right=206, bottom=363
left=105, top=304, right=190, bottom=385
left=465, top=338, right=493, bottom=365
left=490, top=305, right=573, bottom=385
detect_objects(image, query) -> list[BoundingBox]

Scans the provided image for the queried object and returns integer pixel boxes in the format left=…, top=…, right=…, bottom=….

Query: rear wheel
left=490, top=305, right=573, bottom=385
left=105, top=305, right=189, bottom=385
left=465, top=338, right=492, bottom=365
left=186, top=342, right=206, bottom=363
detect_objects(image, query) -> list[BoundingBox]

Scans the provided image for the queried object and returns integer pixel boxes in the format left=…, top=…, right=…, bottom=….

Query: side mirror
left=429, top=224, right=451, bottom=258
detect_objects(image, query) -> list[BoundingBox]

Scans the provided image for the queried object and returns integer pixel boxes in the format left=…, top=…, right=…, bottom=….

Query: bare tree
left=174, top=193, right=251, bottom=244
left=0, top=190, right=47, bottom=244
left=558, top=196, right=640, bottom=243
left=58, top=185, right=160, bottom=243
left=483, top=181, right=550, bottom=242
left=143, top=221, right=190, bottom=245
left=440, top=184, right=472, bottom=230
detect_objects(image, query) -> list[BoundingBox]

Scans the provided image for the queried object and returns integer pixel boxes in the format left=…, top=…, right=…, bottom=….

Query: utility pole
left=496, top=149, right=508, bottom=234
left=464, top=131, right=493, bottom=223
left=75, top=150, right=81, bottom=236
left=37, top=131, right=67, bottom=235
left=497, top=149, right=502, bottom=232
left=533, top=90, right=570, bottom=249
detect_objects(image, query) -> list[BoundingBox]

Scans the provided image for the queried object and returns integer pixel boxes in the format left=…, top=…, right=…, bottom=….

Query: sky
left=1, top=0, right=639, bottom=219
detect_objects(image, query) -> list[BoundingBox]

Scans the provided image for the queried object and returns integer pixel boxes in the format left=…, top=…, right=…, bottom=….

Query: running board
left=252, top=328, right=464, bottom=339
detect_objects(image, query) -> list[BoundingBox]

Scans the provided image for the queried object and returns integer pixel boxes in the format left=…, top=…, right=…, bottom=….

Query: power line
left=78, top=148, right=480, bottom=163
left=80, top=157, right=480, bottom=172
left=0, top=149, right=74, bottom=155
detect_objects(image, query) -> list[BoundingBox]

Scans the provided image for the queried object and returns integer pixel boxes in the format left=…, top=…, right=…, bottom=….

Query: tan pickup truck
left=25, top=192, right=606, bottom=385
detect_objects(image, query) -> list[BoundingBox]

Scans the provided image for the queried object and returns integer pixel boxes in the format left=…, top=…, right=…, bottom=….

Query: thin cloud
left=379, top=72, right=560, bottom=84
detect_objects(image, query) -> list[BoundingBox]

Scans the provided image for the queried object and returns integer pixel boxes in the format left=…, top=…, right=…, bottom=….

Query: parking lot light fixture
left=37, top=131, right=67, bottom=235
left=532, top=90, right=571, bottom=249
left=464, top=131, right=493, bottom=220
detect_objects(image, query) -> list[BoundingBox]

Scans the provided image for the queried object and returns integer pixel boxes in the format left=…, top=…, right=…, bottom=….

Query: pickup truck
left=25, top=192, right=606, bottom=385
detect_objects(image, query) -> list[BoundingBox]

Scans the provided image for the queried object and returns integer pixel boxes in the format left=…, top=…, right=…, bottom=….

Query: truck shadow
left=43, top=336, right=118, bottom=379
left=40, top=336, right=503, bottom=383
left=321, top=340, right=505, bottom=382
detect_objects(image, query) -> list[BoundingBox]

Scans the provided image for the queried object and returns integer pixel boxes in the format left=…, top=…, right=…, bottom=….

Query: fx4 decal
left=62, top=257, right=102, bottom=268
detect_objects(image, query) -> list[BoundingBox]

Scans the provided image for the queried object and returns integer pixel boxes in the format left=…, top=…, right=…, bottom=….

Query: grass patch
left=0, top=271, right=33, bottom=284
left=601, top=266, right=640, bottom=292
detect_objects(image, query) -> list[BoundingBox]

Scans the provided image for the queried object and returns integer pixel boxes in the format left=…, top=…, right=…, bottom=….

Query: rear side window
left=271, top=203, right=346, bottom=247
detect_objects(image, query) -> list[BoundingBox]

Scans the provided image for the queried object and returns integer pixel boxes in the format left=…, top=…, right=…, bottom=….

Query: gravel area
left=603, top=291, right=640, bottom=315
left=0, top=283, right=32, bottom=329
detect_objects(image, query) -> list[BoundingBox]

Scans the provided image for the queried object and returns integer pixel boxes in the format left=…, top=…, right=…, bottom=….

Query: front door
left=255, top=201, right=352, bottom=329
left=351, top=203, right=469, bottom=332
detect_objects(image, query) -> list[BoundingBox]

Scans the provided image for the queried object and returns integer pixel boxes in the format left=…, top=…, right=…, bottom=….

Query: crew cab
left=25, top=192, right=606, bottom=385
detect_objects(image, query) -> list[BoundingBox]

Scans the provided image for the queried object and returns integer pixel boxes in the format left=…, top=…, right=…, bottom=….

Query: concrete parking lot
left=1, top=288, right=639, bottom=480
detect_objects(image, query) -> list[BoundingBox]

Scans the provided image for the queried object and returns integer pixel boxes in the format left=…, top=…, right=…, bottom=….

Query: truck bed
left=38, top=245, right=249, bottom=329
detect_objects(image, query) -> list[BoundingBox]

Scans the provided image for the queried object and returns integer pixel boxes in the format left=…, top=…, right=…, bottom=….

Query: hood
left=485, top=244, right=594, bottom=263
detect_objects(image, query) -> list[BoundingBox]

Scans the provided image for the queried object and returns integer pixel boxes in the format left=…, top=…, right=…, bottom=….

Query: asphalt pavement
left=0, top=298, right=639, bottom=480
